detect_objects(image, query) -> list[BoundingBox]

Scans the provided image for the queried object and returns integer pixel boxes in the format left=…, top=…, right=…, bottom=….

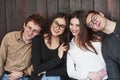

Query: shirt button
left=116, top=35, right=119, bottom=37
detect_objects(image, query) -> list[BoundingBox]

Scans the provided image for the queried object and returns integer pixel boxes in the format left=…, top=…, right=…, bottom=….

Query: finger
left=60, top=43, right=65, bottom=47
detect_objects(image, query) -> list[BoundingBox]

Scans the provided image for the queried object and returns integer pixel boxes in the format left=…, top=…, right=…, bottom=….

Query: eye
left=92, top=15, right=97, bottom=21
left=76, top=24, right=80, bottom=27
left=70, top=23, right=73, bottom=26
left=89, top=22, right=93, bottom=28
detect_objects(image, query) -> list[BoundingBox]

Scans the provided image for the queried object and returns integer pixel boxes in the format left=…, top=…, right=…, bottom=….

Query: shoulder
left=91, top=41, right=101, bottom=47
left=3, top=31, right=20, bottom=39
left=5, top=31, right=19, bottom=36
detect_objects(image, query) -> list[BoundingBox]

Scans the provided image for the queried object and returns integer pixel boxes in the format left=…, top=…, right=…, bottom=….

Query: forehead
left=70, top=18, right=80, bottom=24
left=54, top=18, right=66, bottom=24
left=86, top=13, right=94, bottom=24
left=26, top=21, right=40, bottom=30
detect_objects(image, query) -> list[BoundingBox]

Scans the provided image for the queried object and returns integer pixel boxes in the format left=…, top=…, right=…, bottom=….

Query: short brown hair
left=24, top=14, right=46, bottom=34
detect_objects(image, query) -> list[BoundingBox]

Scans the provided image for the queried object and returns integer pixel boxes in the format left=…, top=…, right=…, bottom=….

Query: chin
left=26, top=37, right=32, bottom=40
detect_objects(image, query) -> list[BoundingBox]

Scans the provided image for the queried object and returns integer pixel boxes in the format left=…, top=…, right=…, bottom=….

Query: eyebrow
left=88, top=14, right=95, bottom=25
left=54, top=20, right=66, bottom=25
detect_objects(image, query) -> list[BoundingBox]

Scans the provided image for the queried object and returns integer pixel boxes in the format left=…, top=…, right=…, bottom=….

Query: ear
left=99, top=12, right=104, bottom=17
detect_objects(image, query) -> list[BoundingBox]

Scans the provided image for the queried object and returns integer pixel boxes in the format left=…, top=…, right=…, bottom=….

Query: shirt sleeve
left=67, top=53, right=89, bottom=79
left=104, top=53, right=120, bottom=79
left=0, top=34, right=9, bottom=76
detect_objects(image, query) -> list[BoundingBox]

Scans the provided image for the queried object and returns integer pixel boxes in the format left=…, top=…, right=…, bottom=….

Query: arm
left=32, top=36, right=65, bottom=75
left=0, top=34, right=8, bottom=76
left=67, top=53, right=104, bottom=80
left=67, top=53, right=89, bottom=79
left=104, top=55, right=120, bottom=79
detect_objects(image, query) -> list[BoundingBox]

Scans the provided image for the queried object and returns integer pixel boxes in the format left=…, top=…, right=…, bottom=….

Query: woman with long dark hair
left=30, top=12, right=70, bottom=80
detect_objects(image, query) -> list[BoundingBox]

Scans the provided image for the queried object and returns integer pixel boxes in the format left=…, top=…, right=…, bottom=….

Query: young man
left=0, top=14, right=46, bottom=80
left=84, top=10, right=120, bottom=80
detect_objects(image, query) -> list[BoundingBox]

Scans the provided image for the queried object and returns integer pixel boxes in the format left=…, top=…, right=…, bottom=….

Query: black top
left=100, top=21, right=120, bottom=80
left=30, top=35, right=68, bottom=80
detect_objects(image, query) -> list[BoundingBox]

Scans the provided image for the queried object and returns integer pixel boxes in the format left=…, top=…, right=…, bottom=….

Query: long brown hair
left=70, top=10, right=101, bottom=54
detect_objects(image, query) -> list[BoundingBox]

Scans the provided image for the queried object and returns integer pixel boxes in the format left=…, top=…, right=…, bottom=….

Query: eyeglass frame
left=88, top=14, right=98, bottom=29
left=52, top=20, right=66, bottom=29
left=26, top=25, right=40, bottom=34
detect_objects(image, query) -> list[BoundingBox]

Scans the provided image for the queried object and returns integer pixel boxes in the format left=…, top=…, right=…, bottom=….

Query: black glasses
left=88, top=14, right=97, bottom=28
left=52, top=20, right=66, bottom=29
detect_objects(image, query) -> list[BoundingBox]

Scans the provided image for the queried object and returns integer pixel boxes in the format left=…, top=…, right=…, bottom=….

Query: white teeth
left=72, top=31, right=77, bottom=33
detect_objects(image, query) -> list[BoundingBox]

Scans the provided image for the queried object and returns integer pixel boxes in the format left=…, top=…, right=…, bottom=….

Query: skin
left=51, top=18, right=66, bottom=37
left=23, top=20, right=41, bottom=43
left=86, top=13, right=106, bottom=32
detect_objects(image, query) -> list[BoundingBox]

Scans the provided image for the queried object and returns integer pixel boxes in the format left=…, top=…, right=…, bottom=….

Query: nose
left=29, top=30, right=33, bottom=35
left=56, top=26, right=61, bottom=29
left=92, top=18, right=98, bottom=24
left=72, top=25, right=76, bottom=30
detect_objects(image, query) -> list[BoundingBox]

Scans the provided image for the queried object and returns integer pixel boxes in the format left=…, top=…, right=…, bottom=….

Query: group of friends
left=0, top=10, right=120, bottom=80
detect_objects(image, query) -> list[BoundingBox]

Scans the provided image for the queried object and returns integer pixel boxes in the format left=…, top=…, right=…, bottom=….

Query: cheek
left=60, top=29, right=65, bottom=34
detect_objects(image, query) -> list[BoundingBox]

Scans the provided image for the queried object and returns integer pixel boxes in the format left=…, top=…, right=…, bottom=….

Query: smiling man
left=84, top=10, right=120, bottom=80
left=0, top=14, right=46, bottom=80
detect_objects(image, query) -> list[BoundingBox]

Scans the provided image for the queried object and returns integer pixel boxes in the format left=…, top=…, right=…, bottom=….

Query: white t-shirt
left=67, top=38, right=108, bottom=80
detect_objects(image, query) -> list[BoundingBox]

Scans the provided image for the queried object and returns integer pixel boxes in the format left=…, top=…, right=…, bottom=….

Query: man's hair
left=24, top=13, right=46, bottom=34
left=83, top=10, right=99, bottom=26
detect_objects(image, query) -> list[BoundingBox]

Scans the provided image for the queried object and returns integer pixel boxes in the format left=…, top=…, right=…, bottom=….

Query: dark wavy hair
left=46, top=12, right=70, bottom=47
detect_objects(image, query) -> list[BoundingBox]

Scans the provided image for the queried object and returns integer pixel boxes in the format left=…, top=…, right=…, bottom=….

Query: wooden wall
left=0, top=0, right=120, bottom=43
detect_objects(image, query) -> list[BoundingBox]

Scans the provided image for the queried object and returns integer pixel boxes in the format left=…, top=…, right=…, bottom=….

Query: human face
left=23, top=21, right=41, bottom=41
left=51, top=18, right=66, bottom=36
left=69, top=18, right=80, bottom=38
left=86, top=13, right=106, bottom=32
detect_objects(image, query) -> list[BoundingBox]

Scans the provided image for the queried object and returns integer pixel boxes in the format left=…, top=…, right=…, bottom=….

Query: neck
left=22, top=34, right=31, bottom=44
left=102, top=19, right=116, bottom=34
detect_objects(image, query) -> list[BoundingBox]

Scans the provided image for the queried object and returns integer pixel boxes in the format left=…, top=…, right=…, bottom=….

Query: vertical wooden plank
left=82, top=0, right=94, bottom=11
left=16, top=0, right=26, bottom=30
left=94, top=0, right=107, bottom=14
left=58, top=0, right=70, bottom=14
left=26, top=0, right=36, bottom=17
left=6, top=0, right=17, bottom=32
left=70, top=0, right=81, bottom=13
left=0, top=0, right=6, bottom=43
left=107, top=0, right=119, bottom=20
left=47, top=0, right=58, bottom=19
left=36, top=0, right=47, bottom=18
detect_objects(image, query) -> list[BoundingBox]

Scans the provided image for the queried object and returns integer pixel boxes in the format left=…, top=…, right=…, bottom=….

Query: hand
left=87, top=72, right=103, bottom=80
left=38, top=71, right=46, bottom=76
left=58, top=43, right=68, bottom=59
left=97, top=69, right=107, bottom=79
left=8, top=71, right=23, bottom=80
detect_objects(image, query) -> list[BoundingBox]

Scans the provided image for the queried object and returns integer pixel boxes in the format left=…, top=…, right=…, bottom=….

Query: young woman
left=67, top=10, right=108, bottom=80
left=30, top=12, right=70, bottom=80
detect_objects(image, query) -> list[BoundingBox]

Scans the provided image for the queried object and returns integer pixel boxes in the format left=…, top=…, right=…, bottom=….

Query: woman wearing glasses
left=67, top=10, right=108, bottom=80
left=30, top=12, right=70, bottom=80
